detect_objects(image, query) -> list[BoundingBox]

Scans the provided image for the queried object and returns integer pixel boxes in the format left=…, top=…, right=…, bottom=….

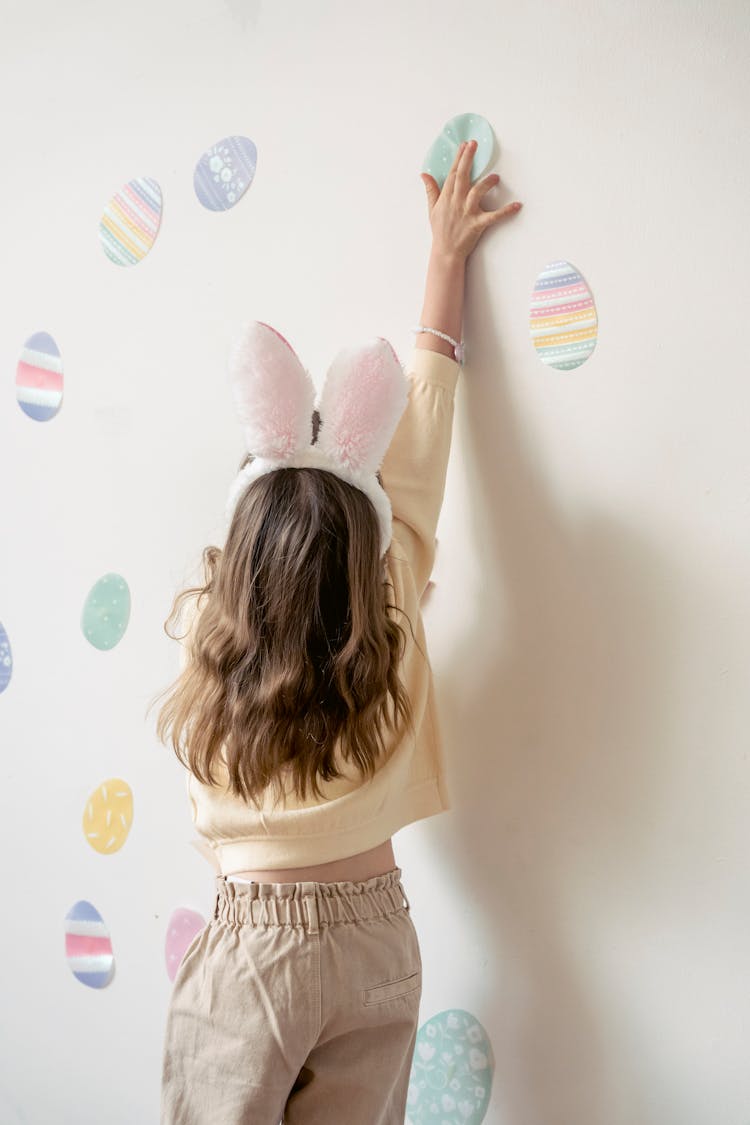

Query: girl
left=159, top=138, right=522, bottom=1124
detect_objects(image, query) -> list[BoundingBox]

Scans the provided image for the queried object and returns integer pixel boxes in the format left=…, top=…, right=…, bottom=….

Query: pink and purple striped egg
left=16, top=332, right=63, bottom=421
left=194, top=135, right=257, bottom=211
left=99, top=177, right=163, bottom=266
left=165, top=908, right=206, bottom=981
left=64, top=900, right=115, bottom=988
left=529, top=260, right=598, bottom=370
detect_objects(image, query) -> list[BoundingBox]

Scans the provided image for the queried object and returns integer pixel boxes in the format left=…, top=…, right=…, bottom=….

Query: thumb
left=420, top=172, right=439, bottom=210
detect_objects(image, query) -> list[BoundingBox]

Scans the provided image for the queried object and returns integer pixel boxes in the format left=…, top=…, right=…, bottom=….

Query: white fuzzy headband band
left=225, top=321, right=410, bottom=557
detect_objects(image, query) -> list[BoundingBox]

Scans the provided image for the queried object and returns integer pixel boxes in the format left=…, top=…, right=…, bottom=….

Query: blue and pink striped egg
left=64, top=900, right=114, bottom=988
left=16, top=332, right=63, bottom=421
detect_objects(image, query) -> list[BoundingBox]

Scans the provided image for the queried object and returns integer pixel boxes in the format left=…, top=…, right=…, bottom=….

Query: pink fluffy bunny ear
left=316, top=338, right=409, bottom=473
left=227, top=320, right=316, bottom=459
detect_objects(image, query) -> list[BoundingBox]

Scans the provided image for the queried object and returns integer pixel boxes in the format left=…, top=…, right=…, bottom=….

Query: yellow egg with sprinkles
left=82, top=778, right=133, bottom=854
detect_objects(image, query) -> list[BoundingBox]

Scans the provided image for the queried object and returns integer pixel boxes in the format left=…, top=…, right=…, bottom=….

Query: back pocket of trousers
left=362, top=969, right=421, bottom=1006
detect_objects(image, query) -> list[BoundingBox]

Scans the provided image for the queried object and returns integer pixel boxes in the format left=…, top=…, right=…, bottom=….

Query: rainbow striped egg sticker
left=16, top=331, right=63, bottom=421
left=529, top=260, right=598, bottom=370
left=99, top=177, right=162, bottom=266
left=64, top=900, right=115, bottom=988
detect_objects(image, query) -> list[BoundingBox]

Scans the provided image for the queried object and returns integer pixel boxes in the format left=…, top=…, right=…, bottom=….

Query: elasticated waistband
left=213, top=866, right=410, bottom=935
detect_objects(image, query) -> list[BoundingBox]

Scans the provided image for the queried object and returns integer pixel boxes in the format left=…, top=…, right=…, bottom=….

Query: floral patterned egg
left=193, top=135, right=257, bottom=211
left=529, top=260, right=598, bottom=370
left=99, top=176, right=163, bottom=266
left=407, top=1008, right=494, bottom=1124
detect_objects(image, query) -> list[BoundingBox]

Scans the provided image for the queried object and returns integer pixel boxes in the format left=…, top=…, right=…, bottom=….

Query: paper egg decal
left=81, top=573, right=130, bottom=650
left=99, top=177, right=163, bottom=266
left=422, top=113, right=494, bottom=191
left=64, top=900, right=115, bottom=988
left=83, top=777, right=133, bottom=854
left=0, top=621, right=12, bottom=694
left=16, top=331, right=64, bottom=421
left=529, top=260, right=598, bottom=370
left=407, top=1009, right=494, bottom=1124
left=165, top=908, right=206, bottom=981
left=194, top=135, right=257, bottom=211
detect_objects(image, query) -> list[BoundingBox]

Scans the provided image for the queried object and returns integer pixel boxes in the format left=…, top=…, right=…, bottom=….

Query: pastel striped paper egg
left=529, top=260, right=598, bottom=370
left=83, top=777, right=133, bottom=854
left=422, top=112, right=494, bottom=191
left=0, top=621, right=11, bottom=694
left=99, top=177, right=163, bottom=266
left=64, top=900, right=115, bottom=988
left=165, top=908, right=206, bottom=981
left=407, top=1009, right=494, bottom=1125
left=194, top=135, right=257, bottom=211
left=81, top=573, right=130, bottom=650
left=16, top=331, right=63, bottom=421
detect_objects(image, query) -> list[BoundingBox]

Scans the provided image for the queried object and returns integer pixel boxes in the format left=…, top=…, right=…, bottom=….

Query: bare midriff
left=229, top=837, right=396, bottom=884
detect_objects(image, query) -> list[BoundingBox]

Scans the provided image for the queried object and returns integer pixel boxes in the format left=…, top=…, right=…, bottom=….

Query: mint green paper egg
left=422, top=113, right=495, bottom=190
left=407, top=1008, right=494, bottom=1124
left=81, top=573, right=130, bottom=651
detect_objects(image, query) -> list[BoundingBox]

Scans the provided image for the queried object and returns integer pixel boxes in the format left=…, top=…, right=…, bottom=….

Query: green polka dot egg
left=422, top=113, right=495, bottom=191
left=81, top=573, right=130, bottom=651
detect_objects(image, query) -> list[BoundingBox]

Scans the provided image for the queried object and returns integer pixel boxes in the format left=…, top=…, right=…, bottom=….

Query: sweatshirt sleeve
left=379, top=346, right=460, bottom=597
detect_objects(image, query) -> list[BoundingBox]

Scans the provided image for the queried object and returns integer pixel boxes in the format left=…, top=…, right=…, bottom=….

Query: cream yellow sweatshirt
left=182, top=345, right=460, bottom=874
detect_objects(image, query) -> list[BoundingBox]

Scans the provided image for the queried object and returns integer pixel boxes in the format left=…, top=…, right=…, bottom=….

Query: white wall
left=1, top=1, right=749, bottom=1122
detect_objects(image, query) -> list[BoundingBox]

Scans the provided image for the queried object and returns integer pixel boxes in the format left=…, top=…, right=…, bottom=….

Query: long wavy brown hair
left=155, top=412, right=415, bottom=810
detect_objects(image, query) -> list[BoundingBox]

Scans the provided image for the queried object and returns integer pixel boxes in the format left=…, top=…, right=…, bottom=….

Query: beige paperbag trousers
left=161, top=867, right=422, bottom=1124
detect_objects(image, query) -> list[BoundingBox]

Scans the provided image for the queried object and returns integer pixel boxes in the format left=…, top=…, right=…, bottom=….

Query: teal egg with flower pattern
left=407, top=1008, right=494, bottom=1124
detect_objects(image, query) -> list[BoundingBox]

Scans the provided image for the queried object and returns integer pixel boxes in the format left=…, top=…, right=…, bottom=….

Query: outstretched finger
left=468, top=172, right=501, bottom=205
left=444, top=140, right=469, bottom=195
left=455, top=139, right=475, bottom=195
left=480, top=200, right=523, bottom=228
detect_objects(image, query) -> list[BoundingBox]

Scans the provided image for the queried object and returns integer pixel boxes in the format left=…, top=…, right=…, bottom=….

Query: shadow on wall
left=429, top=257, right=697, bottom=1123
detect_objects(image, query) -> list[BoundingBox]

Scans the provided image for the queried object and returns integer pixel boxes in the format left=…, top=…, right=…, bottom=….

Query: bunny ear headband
left=225, top=321, right=410, bottom=557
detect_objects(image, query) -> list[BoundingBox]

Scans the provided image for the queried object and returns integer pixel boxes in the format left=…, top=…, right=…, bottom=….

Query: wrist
left=429, top=245, right=467, bottom=270
left=411, top=325, right=465, bottom=365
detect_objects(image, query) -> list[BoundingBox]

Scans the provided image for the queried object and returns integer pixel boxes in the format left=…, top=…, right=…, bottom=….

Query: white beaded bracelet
left=411, top=325, right=465, bottom=366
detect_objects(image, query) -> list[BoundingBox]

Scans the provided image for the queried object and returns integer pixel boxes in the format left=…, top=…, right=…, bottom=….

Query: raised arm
left=414, top=248, right=466, bottom=360
left=380, top=139, right=523, bottom=594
